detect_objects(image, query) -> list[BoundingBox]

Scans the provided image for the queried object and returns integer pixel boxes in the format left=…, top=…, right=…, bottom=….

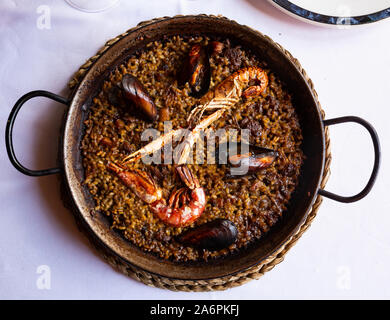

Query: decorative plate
left=269, top=0, right=390, bottom=26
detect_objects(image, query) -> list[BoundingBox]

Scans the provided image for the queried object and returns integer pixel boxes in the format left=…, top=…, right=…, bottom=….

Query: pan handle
left=5, top=90, right=70, bottom=176
left=318, top=116, right=381, bottom=203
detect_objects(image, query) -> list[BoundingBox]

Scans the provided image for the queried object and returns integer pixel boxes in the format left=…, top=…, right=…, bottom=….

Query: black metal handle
left=318, top=116, right=381, bottom=203
left=5, top=90, right=70, bottom=176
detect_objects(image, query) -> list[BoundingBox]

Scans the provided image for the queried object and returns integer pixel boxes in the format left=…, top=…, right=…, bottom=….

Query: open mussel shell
left=177, top=219, right=238, bottom=251
left=178, top=44, right=211, bottom=98
left=215, top=142, right=278, bottom=176
left=121, top=74, right=158, bottom=121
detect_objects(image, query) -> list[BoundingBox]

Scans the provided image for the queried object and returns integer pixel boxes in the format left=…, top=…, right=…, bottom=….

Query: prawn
left=107, top=163, right=205, bottom=227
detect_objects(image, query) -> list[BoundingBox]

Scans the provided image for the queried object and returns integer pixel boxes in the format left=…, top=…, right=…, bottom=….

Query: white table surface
left=1, top=0, right=389, bottom=300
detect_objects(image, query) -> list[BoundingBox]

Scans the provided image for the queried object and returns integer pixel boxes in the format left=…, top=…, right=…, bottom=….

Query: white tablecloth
left=1, top=0, right=389, bottom=299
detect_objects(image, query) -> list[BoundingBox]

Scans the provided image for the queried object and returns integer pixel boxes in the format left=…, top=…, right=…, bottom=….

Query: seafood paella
left=81, top=35, right=304, bottom=262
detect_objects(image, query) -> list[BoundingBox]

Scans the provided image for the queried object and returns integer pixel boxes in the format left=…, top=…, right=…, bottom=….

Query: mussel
left=121, top=74, right=158, bottom=121
left=178, top=44, right=211, bottom=98
left=177, top=219, right=238, bottom=251
left=215, top=142, right=278, bottom=176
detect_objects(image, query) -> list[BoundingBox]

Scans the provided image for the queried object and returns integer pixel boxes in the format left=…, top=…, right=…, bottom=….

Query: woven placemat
left=65, top=15, right=331, bottom=292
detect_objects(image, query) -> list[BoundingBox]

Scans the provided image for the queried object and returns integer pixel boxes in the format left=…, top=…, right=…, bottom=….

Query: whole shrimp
left=187, top=66, right=268, bottom=125
left=107, top=163, right=205, bottom=227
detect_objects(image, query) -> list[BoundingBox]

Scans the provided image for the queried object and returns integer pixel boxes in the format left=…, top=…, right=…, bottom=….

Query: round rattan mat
left=64, top=15, right=331, bottom=291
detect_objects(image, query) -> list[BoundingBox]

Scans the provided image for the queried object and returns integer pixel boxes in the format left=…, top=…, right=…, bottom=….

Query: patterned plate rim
left=271, top=0, right=390, bottom=25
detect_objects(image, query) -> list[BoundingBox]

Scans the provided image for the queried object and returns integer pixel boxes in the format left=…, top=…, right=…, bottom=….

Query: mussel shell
left=121, top=74, right=158, bottom=121
left=215, top=142, right=278, bottom=176
left=177, top=219, right=238, bottom=251
left=178, top=44, right=211, bottom=98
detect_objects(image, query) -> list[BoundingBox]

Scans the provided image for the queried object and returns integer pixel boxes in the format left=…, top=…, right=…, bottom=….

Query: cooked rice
left=81, top=35, right=303, bottom=262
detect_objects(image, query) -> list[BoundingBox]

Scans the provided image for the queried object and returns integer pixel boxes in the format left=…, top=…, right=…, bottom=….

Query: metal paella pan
left=5, top=15, right=381, bottom=288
